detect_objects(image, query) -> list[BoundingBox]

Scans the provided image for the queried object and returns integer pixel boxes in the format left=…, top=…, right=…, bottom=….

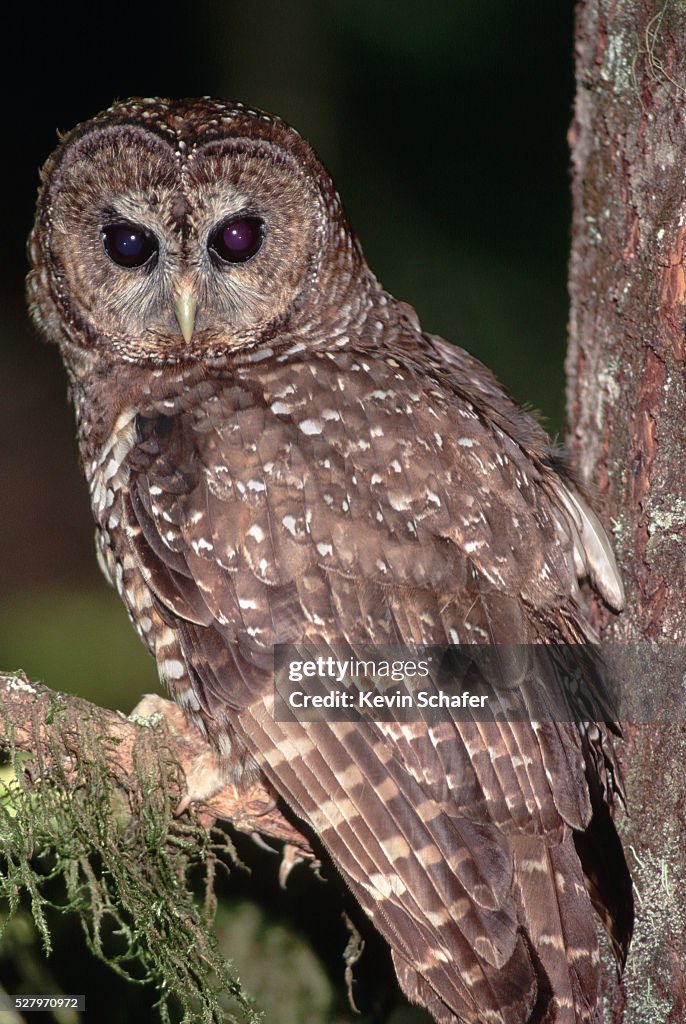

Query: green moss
left=0, top=694, right=260, bottom=1024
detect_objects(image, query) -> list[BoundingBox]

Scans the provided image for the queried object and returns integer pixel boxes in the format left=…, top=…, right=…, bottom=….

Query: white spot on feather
left=299, top=419, right=323, bottom=435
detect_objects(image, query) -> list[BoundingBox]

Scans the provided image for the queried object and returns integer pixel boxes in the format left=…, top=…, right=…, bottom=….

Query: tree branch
left=0, top=672, right=313, bottom=867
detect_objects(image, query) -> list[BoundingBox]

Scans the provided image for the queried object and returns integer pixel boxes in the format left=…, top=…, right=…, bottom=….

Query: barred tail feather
left=513, top=834, right=602, bottom=1023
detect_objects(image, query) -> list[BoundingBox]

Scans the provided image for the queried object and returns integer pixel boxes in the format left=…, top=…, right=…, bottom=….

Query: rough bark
left=568, top=2, right=686, bottom=1019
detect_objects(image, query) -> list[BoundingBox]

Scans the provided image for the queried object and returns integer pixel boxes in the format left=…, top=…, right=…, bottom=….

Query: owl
left=27, top=98, right=633, bottom=1024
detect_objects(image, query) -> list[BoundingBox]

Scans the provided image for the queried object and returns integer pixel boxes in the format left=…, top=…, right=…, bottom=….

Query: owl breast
left=84, top=343, right=581, bottom=698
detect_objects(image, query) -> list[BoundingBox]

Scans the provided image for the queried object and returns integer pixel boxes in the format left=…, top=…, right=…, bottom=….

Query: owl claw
left=278, top=843, right=308, bottom=888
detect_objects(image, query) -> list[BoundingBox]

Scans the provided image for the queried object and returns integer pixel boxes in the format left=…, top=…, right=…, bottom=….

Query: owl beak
left=174, top=290, right=198, bottom=343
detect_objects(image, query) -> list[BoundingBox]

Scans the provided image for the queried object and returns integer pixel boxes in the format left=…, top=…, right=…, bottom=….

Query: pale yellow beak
left=174, top=290, right=198, bottom=343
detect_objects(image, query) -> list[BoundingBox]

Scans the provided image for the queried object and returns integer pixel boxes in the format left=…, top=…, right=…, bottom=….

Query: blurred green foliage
left=0, top=591, right=159, bottom=712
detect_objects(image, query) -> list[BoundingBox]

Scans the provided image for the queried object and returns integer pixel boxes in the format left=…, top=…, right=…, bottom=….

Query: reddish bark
left=569, top=2, right=686, bottom=1018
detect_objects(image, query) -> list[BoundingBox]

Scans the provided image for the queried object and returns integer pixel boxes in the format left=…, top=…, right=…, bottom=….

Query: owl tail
left=512, top=833, right=602, bottom=1024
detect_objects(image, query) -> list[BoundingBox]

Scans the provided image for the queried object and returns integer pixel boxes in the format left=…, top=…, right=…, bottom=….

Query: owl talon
left=278, top=843, right=308, bottom=888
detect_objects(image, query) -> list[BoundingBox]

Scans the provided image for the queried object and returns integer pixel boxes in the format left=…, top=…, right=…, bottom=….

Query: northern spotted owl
left=27, top=98, right=633, bottom=1024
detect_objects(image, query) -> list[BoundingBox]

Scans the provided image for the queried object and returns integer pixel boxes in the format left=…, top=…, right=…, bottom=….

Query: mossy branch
left=0, top=672, right=313, bottom=1023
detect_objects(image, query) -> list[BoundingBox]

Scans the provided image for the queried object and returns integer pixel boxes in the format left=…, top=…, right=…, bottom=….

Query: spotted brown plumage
left=27, top=97, right=632, bottom=1023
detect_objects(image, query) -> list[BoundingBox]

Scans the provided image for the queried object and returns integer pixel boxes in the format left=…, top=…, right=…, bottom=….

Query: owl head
left=27, top=97, right=368, bottom=366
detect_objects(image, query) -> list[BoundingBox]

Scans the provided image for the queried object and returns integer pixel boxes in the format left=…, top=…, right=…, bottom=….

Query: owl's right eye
left=101, top=223, right=158, bottom=269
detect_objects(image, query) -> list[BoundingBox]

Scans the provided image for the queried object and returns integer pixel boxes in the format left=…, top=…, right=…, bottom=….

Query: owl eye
left=209, top=217, right=264, bottom=264
left=102, top=223, right=158, bottom=269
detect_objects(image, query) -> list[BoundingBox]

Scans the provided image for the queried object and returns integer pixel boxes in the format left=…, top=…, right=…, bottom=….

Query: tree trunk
left=569, top=2, right=686, bottom=1019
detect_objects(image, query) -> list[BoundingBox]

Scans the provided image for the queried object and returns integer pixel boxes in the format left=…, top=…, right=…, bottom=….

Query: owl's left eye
left=208, top=217, right=264, bottom=264
left=102, top=223, right=159, bottom=269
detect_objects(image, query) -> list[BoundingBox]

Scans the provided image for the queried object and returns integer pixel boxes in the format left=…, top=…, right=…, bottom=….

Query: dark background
left=0, top=3, right=575, bottom=1021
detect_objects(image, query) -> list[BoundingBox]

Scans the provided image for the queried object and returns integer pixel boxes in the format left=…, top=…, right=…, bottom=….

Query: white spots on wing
left=371, top=389, right=392, bottom=400
left=247, top=478, right=265, bottom=492
left=270, top=401, right=292, bottom=416
left=389, top=494, right=412, bottom=511
left=341, top=499, right=349, bottom=512
left=239, top=597, right=258, bottom=610
left=271, top=382, right=295, bottom=399
left=376, top=510, right=384, bottom=523
left=149, top=485, right=163, bottom=496
left=433, top=432, right=443, bottom=448
left=464, top=540, right=485, bottom=554
left=160, top=659, right=186, bottom=681
left=191, top=537, right=214, bottom=554
left=407, top=520, right=416, bottom=535
left=458, top=405, right=479, bottom=420
left=458, top=437, right=475, bottom=448
left=177, top=687, right=200, bottom=711
left=371, top=474, right=383, bottom=485
left=103, top=457, right=120, bottom=482
left=276, top=341, right=306, bottom=360
left=370, top=425, right=384, bottom=438
left=368, top=871, right=407, bottom=899
left=316, top=542, right=333, bottom=557
left=282, top=515, right=298, bottom=536
left=426, top=490, right=441, bottom=507
left=448, top=628, right=460, bottom=644
left=389, top=460, right=402, bottom=473
left=247, top=523, right=266, bottom=543
left=299, top=419, right=323, bottom=435
left=243, top=345, right=273, bottom=363
left=321, top=408, right=341, bottom=421
left=376, top=559, right=388, bottom=574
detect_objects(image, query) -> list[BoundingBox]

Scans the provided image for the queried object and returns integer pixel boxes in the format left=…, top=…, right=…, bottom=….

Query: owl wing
left=120, top=358, right=631, bottom=1024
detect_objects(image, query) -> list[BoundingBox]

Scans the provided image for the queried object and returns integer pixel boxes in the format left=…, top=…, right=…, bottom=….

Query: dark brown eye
left=209, top=217, right=264, bottom=264
left=102, top=223, right=158, bottom=268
